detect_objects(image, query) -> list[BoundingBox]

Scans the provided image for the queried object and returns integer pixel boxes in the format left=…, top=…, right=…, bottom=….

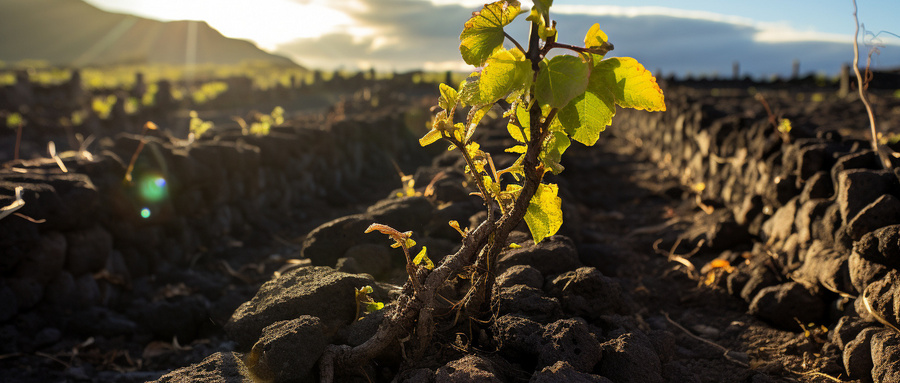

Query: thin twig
left=504, top=32, right=526, bottom=54
left=862, top=284, right=900, bottom=334
left=852, top=0, right=891, bottom=169
left=785, top=368, right=848, bottom=382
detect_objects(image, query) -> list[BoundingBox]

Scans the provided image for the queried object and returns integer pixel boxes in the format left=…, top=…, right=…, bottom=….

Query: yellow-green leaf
left=540, top=130, right=570, bottom=174
left=466, top=104, right=493, bottom=142
left=413, top=247, right=434, bottom=270
left=6, top=113, right=24, bottom=128
left=365, top=301, right=384, bottom=313
left=557, top=88, right=615, bottom=146
left=583, top=23, right=612, bottom=61
left=525, top=183, right=562, bottom=243
left=459, top=1, right=523, bottom=66
left=419, top=128, right=442, bottom=147
left=461, top=49, right=530, bottom=107
left=505, top=144, right=526, bottom=154
left=439, top=83, right=459, bottom=111
left=532, top=0, right=552, bottom=16
left=480, top=48, right=530, bottom=103
left=591, top=57, right=666, bottom=112
left=535, top=55, right=591, bottom=109
left=506, top=102, right=530, bottom=142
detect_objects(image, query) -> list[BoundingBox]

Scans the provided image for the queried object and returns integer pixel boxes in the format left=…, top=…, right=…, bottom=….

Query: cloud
left=274, top=1, right=900, bottom=77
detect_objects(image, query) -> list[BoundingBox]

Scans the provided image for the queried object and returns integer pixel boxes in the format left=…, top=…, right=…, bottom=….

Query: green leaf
left=591, top=57, right=666, bottom=112
left=535, top=55, right=590, bottom=109
left=557, top=88, right=615, bottom=146
left=524, top=183, right=562, bottom=243
left=461, top=49, right=530, bottom=106
left=459, top=1, right=522, bottom=66
left=480, top=48, right=530, bottom=103
left=439, top=83, right=459, bottom=111
left=413, top=247, right=434, bottom=270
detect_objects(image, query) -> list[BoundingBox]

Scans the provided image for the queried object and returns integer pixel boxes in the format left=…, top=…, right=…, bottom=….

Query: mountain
left=0, top=0, right=299, bottom=67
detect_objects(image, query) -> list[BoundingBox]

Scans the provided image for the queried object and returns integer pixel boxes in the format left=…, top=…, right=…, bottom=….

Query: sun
left=84, top=0, right=351, bottom=51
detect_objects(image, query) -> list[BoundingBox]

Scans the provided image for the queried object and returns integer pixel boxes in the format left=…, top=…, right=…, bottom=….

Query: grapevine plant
left=321, top=1, right=665, bottom=381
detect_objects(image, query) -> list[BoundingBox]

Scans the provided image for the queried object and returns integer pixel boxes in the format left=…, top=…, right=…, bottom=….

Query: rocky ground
left=2, top=81, right=900, bottom=382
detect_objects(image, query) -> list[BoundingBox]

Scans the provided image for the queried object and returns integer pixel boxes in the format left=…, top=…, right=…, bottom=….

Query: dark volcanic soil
left=3, top=81, right=900, bottom=382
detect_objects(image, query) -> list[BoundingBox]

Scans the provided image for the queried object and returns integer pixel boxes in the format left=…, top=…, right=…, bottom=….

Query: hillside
left=0, top=0, right=299, bottom=67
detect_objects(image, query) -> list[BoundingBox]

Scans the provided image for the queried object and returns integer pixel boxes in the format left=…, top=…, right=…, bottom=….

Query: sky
left=83, top=0, right=900, bottom=78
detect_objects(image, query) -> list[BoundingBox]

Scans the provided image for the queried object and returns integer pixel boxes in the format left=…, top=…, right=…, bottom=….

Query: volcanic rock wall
left=617, top=86, right=900, bottom=381
left=0, top=114, right=426, bottom=331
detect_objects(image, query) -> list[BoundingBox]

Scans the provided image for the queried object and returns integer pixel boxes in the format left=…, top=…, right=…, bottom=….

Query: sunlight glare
left=88, top=0, right=351, bottom=51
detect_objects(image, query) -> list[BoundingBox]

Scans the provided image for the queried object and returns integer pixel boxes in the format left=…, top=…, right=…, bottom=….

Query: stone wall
left=617, top=85, right=900, bottom=381
left=0, top=113, right=428, bottom=325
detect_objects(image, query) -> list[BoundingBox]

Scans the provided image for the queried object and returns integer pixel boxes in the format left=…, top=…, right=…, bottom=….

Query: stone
left=800, top=171, right=834, bottom=202
left=836, top=169, right=897, bottom=224
left=539, top=319, right=602, bottom=372
left=226, top=266, right=385, bottom=348
left=870, top=330, right=900, bottom=383
left=761, top=197, right=798, bottom=244
left=33, top=327, right=62, bottom=349
left=854, top=271, right=900, bottom=329
left=435, top=355, right=504, bottom=383
left=365, top=195, right=436, bottom=232
left=401, top=369, right=435, bottom=383
left=545, top=267, right=631, bottom=320
left=738, top=257, right=780, bottom=303
left=154, top=351, right=254, bottom=382
left=846, top=194, right=900, bottom=241
left=14, top=231, right=66, bottom=284
left=747, top=282, right=824, bottom=329
left=65, top=225, right=113, bottom=276
left=0, top=283, right=16, bottom=322
left=497, top=236, right=581, bottom=277
left=43, top=270, right=77, bottom=309
left=0, top=172, right=99, bottom=230
left=496, top=285, right=561, bottom=321
left=677, top=210, right=750, bottom=252
left=792, top=241, right=849, bottom=295
left=246, top=316, right=327, bottom=383
left=829, top=316, right=869, bottom=350
left=843, top=327, right=878, bottom=380
left=343, top=243, right=392, bottom=278
left=598, top=330, right=664, bottom=383
left=848, top=251, right=890, bottom=295
left=495, top=265, right=543, bottom=290
left=793, top=199, right=830, bottom=244
left=831, top=150, right=882, bottom=188
left=853, top=224, right=900, bottom=269
left=0, top=209, right=39, bottom=273
left=493, top=314, right=544, bottom=358
left=530, top=361, right=612, bottom=383
left=301, top=215, right=378, bottom=267
left=135, top=295, right=210, bottom=342
left=67, top=307, right=138, bottom=338
left=73, top=273, right=101, bottom=308
left=6, top=278, right=43, bottom=310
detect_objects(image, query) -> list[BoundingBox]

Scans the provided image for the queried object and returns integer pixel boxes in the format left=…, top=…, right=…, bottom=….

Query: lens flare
left=138, top=175, right=168, bottom=202
left=140, top=207, right=151, bottom=219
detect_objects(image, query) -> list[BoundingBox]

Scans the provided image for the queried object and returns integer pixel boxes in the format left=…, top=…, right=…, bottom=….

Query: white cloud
left=273, top=1, right=900, bottom=77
